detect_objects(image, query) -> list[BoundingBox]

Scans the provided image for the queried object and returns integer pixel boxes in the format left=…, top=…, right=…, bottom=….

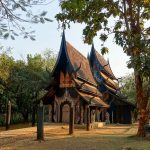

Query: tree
left=121, top=73, right=150, bottom=123
left=0, top=0, right=52, bottom=40
left=0, top=50, right=15, bottom=114
left=120, top=74, right=136, bottom=104
left=121, top=74, right=150, bottom=104
left=0, top=49, right=56, bottom=124
left=56, top=0, right=150, bottom=136
left=9, top=53, right=55, bottom=122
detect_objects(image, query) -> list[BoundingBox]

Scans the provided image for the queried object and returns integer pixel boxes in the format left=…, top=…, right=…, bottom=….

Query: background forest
left=0, top=48, right=56, bottom=125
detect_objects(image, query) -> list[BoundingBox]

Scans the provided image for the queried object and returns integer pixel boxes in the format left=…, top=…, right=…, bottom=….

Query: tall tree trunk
left=135, top=72, right=149, bottom=136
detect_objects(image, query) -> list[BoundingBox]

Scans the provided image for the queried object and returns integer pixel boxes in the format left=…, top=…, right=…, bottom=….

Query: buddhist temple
left=43, top=32, right=134, bottom=133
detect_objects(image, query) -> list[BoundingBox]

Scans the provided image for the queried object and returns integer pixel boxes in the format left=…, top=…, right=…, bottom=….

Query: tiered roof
left=94, top=50, right=117, bottom=80
left=90, top=46, right=119, bottom=93
left=66, top=42, right=97, bottom=86
left=89, top=46, right=135, bottom=107
left=44, top=32, right=109, bottom=108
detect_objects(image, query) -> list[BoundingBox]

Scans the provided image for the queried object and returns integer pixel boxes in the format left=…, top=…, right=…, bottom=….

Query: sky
left=0, top=0, right=133, bottom=78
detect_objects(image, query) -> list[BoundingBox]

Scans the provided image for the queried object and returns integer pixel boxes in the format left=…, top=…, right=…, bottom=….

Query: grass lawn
left=0, top=123, right=150, bottom=150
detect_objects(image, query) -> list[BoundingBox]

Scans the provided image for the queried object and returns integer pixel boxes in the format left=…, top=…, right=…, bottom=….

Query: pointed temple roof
left=91, top=45, right=117, bottom=80
left=90, top=45, right=119, bottom=93
left=52, top=31, right=96, bottom=86
left=66, top=42, right=97, bottom=86
left=45, top=31, right=109, bottom=108
left=89, top=45, right=135, bottom=107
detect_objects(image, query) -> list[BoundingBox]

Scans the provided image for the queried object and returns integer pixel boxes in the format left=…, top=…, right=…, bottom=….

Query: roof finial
left=61, top=11, right=66, bottom=38
left=107, top=58, right=109, bottom=64
left=91, top=41, right=94, bottom=50
left=61, top=28, right=66, bottom=43
left=90, top=42, right=95, bottom=57
left=62, top=19, right=65, bottom=30
left=87, top=52, right=90, bottom=60
left=62, top=28, right=65, bottom=37
left=60, top=26, right=67, bottom=54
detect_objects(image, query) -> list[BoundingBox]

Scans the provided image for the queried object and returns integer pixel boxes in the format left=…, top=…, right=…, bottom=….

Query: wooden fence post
left=37, top=101, right=44, bottom=140
left=32, top=103, right=36, bottom=127
left=69, top=106, right=74, bottom=135
left=86, top=105, right=90, bottom=131
left=6, top=101, right=11, bottom=130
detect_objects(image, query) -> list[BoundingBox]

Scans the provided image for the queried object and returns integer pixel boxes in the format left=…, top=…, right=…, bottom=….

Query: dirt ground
left=0, top=123, right=150, bottom=150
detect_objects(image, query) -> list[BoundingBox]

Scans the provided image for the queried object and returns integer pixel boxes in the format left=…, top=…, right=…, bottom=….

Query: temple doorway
left=62, top=104, right=70, bottom=123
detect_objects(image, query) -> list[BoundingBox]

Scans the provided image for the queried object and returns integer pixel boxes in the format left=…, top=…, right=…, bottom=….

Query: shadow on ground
left=0, top=123, right=150, bottom=150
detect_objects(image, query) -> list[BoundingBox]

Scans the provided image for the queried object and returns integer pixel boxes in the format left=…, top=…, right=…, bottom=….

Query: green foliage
left=0, top=49, right=56, bottom=123
left=56, top=0, right=150, bottom=80
left=0, top=50, right=14, bottom=81
left=0, top=0, right=52, bottom=40
left=120, top=74, right=136, bottom=104
left=120, top=73, right=150, bottom=104
left=101, top=47, right=109, bottom=55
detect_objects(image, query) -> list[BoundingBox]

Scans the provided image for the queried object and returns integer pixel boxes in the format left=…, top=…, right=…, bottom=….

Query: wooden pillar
left=90, top=109, right=92, bottom=123
left=52, top=102, right=55, bottom=122
left=37, top=101, right=44, bottom=140
left=32, top=103, right=36, bottom=127
left=112, top=111, right=114, bottom=124
left=102, top=110, right=104, bottom=122
left=69, top=106, right=74, bottom=135
left=86, top=105, right=90, bottom=131
left=6, top=101, right=11, bottom=130
left=84, top=105, right=87, bottom=124
left=57, top=104, right=60, bottom=123
left=102, top=109, right=106, bottom=122
left=80, top=105, right=84, bottom=124
left=48, top=105, right=52, bottom=122
left=95, top=107, right=98, bottom=122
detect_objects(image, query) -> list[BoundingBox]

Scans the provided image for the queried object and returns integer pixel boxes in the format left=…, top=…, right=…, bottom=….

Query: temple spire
left=91, top=42, right=95, bottom=51
left=60, top=29, right=67, bottom=52
left=62, top=29, right=66, bottom=43
left=90, top=42, right=95, bottom=57
left=51, top=30, right=67, bottom=76
left=107, top=58, right=109, bottom=64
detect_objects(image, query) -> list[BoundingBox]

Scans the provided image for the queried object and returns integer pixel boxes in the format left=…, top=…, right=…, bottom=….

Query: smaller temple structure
left=89, top=45, right=135, bottom=124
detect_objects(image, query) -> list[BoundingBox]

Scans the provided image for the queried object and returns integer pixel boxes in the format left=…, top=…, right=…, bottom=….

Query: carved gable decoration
left=60, top=71, right=75, bottom=88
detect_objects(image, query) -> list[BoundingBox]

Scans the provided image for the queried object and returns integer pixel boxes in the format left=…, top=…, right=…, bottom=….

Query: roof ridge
left=94, top=49, right=117, bottom=80
left=66, top=41, right=87, bottom=60
left=65, top=41, right=97, bottom=86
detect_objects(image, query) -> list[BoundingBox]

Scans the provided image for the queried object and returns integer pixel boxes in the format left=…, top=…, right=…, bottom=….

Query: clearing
left=0, top=123, right=150, bottom=150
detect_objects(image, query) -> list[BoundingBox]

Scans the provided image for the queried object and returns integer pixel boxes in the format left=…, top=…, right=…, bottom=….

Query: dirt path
left=0, top=123, right=150, bottom=150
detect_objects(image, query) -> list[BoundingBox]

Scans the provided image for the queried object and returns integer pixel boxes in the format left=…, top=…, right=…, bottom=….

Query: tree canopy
left=0, top=0, right=52, bottom=40
left=0, top=49, right=56, bottom=124
left=120, top=74, right=136, bottom=104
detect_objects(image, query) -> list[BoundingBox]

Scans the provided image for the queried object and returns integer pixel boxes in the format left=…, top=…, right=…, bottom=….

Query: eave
left=76, top=90, right=109, bottom=108
left=100, top=71, right=119, bottom=89
left=91, top=46, right=117, bottom=80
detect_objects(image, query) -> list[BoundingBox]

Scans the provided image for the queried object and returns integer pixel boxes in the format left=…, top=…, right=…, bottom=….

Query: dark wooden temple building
left=43, top=32, right=134, bottom=131
left=43, top=32, right=109, bottom=130
left=89, top=45, right=135, bottom=124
